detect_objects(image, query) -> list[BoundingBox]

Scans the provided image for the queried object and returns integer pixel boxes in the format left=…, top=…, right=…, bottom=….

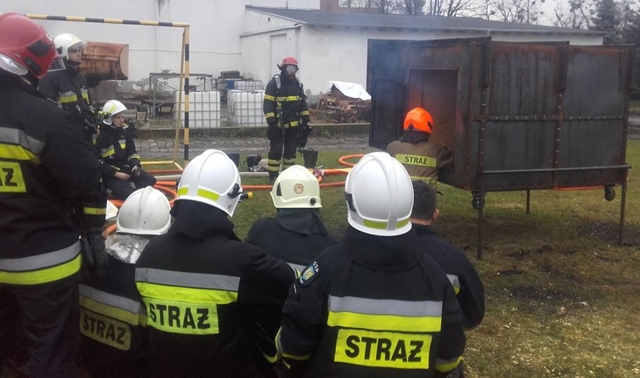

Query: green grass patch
left=233, top=142, right=640, bottom=377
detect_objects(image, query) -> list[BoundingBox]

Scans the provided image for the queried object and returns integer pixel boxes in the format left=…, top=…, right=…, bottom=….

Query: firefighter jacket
left=95, top=122, right=141, bottom=177
left=263, top=74, right=310, bottom=128
left=79, top=256, right=147, bottom=372
left=38, top=63, right=97, bottom=128
left=0, top=71, right=101, bottom=286
left=134, top=201, right=296, bottom=378
left=245, top=209, right=340, bottom=273
left=413, top=224, right=485, bottom=330
left=277, top=226, right=466, bottom=378
left=386, top=131, right=453, bottom=184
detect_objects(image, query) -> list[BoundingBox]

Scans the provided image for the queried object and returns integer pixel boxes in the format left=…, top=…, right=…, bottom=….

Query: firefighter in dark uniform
left=276, top=152, right=466, bottom=378
left=0, top=14, right=102, bottom=378
left=411, top=181, right=485, bottom=331
left=96, top=100, right=156, bottom=200
left=39, top=32, right=108, bottom=257
left=387, top=107, right=453, bottom=185
left=263, top=56, right=311, bottom=184
left=135, top=149, right=296, bottom=378
left=246, top=165, right=339, bottom=376
left=80, top=187, right=172, bottom=378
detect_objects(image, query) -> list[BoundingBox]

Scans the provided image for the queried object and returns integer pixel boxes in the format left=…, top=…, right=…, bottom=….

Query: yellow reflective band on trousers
left=362, top=218, right=410, bottom=232
left=300, top=110, right=310, bottom=116
left=335, top=328, right=432, bottom=369
left=0, top=161, right=26, bottom=193
left=265, top=112, right=275, bottom=118
left=84, top=207, right=107, bottom=215
left=0, top=242, right=82, bottom=285
left=327, top=296, right=442, bottom=333
left=80, top=308, right=132, bottom=351
left=395, top=154, right=437, bottom=168
left=79, top=284, right=142, bottom=326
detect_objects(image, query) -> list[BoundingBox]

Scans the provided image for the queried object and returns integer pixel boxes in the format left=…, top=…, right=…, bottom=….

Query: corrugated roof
left=246, top=6, right=602, bottom=35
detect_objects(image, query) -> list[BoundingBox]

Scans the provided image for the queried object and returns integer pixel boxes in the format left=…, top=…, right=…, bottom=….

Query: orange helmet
left=404, top=107, right=434, bottom=134
left=280, top=56, right=298, bottom=67
left=0, top=13, right=61, bottom=79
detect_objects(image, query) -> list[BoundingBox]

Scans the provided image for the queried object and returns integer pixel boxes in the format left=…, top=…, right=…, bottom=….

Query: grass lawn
left=3, top=142, right=638, bottom=378
left=232, top=141, right=640, bottom=377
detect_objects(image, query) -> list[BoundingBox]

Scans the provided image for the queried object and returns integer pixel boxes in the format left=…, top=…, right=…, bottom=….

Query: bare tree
left=551, top=0, right=592, bottom=28
left=473, top=0, right=541, bottom=23
left=382, top=0, right=473, bottom=16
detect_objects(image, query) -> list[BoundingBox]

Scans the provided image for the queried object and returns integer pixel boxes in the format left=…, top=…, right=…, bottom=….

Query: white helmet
left=53, top=33, right=86, bottom=60
left=102, top=100, right=127, bottom=125
left=344, top=152, right=413, bottom=237
left=271, top=165, right=321, bottom=209
left=116, top=187, right=172, bottom=235
left=177, top=149, right=243, bottom=216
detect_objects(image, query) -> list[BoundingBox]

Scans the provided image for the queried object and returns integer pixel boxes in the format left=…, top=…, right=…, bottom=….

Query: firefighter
left=276, top=152, right=466, bottom=378
left=0, top=13, right=102, bottom=378
left=39, top=32, right=108, bottom=261
left=96, top=100, right=156, bottom=200
left=246, top=165, right=339, bottom=377
left=263, top=56, right=311, bottom=184
left=135, top=149, right=296, bottom=378
left=411, top=181, right=485, bottom=370
left=387, top=107, right=453, bottom=184
left=246, top=165, right=339, bottom=273
left=39, top=33, right=96, bottom=130
left=80, top=187, right=172, bottom=378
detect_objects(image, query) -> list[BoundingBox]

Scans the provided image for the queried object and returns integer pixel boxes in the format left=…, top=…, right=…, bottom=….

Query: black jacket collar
left=412, top=224, right=437, bottom=236
left=168, top=200, right=239, bottom=241
left=276, top=208, right=328, bottom=236
left=341, top=226, right=423, bottom=272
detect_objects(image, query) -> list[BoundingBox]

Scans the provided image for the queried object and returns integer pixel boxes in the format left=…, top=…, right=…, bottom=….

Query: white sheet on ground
left=327, top=81, right=371, bottom=101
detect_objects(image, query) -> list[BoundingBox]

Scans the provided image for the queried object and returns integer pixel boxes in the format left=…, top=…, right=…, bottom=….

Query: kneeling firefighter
left=263, top=56, right=311, bottom=184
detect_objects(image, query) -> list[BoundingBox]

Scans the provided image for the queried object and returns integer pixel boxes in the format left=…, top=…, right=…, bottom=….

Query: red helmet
left=404, top=107, right=434, bottom=134
left=0, top=13, right=61, bottom=79
left=280, top=56, right=298, bottom=67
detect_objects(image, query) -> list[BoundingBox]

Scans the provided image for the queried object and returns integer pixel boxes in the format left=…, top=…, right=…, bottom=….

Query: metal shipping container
left=367, top=37, right=632, bottom=256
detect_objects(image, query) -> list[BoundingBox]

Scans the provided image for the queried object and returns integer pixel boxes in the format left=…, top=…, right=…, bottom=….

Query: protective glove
left=130, top=165, right=141, bottom=177
left=80, top=230, right=109, bottom=280
left=296, top=123, right=312, bottom=149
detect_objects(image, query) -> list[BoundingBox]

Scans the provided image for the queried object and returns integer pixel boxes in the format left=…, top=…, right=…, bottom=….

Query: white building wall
left=3, top=0, right=319, bottom=82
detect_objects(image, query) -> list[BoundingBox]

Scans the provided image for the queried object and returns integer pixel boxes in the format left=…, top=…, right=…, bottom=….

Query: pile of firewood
left=313, top=86, right=371, bottom=123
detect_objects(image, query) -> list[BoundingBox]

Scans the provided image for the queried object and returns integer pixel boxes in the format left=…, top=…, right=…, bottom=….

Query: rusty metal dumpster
left=367, top=37, right=632, bottom=257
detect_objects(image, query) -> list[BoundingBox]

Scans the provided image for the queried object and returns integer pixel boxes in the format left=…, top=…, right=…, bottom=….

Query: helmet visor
left=0, top=54, right=28, bottom=76
left=48, top=55, right=65, bottom=72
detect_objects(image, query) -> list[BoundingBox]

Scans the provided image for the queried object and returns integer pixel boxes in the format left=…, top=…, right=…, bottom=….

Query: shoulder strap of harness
left=274, top=74, right=281, bottom=91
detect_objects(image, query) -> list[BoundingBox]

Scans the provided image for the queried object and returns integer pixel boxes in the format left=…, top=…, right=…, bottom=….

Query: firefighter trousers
left=0, top=273, right=81, bottom=378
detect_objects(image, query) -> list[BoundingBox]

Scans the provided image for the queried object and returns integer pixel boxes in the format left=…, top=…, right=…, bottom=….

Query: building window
left=339, top=0, right=381, bottom=8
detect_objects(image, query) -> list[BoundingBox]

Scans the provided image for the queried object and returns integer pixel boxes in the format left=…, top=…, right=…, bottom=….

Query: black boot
left=269, top=171, right=279, bottom=185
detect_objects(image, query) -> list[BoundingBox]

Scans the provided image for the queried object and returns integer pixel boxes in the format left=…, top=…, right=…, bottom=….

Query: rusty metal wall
left=368, top=37, right=631, bottom=192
